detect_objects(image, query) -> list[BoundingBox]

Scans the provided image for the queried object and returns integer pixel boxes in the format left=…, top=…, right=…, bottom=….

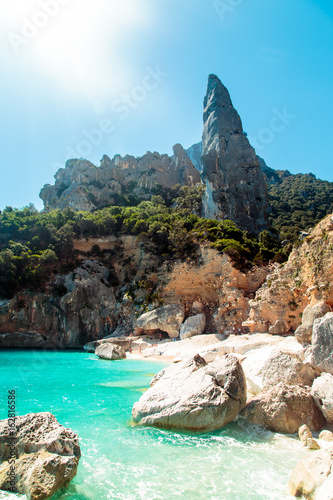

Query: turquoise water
left=0, top=350, right=304, bottom=500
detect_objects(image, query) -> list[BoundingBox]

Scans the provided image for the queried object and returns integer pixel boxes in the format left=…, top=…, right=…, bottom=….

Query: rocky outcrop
left=84, top=336, right=133, bottom=353
left=288, top=447, right=333, bottom=499
left=132, top=354, right=247, bottom=432
left=161, top=247, right=270, bottom=335
left=242, top=383, right=325, bottom=434
left=295, top=302, right=331, bottom=345
left=310, top=312, right=333, bottom=374
left=0, top=412, right=80, bottom=500
left=245, top=214, right=333, bottom=334
left=179, top=313, right=206, bottom=340
left=265, top=350, right=315, bottom=387
left=0, top=260, right=117, bottom=348
left=136, top=304, right=185, bottom=339
left=312, top=373, right=333, bottom=424
left=201, top=74, right=268, bottom=235
left=40, top=75, right=270, bottom=235
left=40, top=144, right=201, bottom=212
left=253, top=350, right=316, bottom=393
left=95, top=343, right=126, bottom=360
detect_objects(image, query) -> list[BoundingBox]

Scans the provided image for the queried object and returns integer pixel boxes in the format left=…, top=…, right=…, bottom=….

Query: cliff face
left=244, top=213, right=333, bottom=333
left=201, top=75, right=269, bottom=234
left=40, top=145, right=201, bottom=212
left=0, top=237, right=269, bottom=348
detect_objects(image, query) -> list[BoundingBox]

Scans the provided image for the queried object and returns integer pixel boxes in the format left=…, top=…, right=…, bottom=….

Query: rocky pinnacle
left=201, top=74, right=269, bottom=235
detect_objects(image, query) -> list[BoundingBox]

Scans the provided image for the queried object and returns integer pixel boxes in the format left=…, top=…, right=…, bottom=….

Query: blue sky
left=1, top=0, right=332, bottom=210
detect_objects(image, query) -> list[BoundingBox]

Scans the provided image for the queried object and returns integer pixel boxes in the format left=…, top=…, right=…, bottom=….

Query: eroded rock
left=312, top=373, right=333, bottom=424
left=259, top=350, right=316, bottom=391
left=311, top=313, right=333, bottom=374
left=295, top=302, right=331, bottom=346
left=242, top=383, right=325, bottom=434
left=201, top=74, right=268, bottom=234
left=288, top=447, right=333, bottom=499
left=179, top=314, right=206, bottom=340
left=0, top=412, right=80, bottom=500
left=95, top=343, right=126, bottom=360
left=136, top=304, right=185, bottom=339
left=132, top=354, right=247, bottom=432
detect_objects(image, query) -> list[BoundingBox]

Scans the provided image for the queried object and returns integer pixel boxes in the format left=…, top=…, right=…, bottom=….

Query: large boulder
left=288, top=447, right=333, bottom=499
left=0, top=412, right=80, bottom=500
left=241, top=342, right=309, bottom=395
left=95, top=343, right=126, bottom=360
left=295, top=302, right=331, bottom=346
left=242, top=383, right=325, bottom=434
left=312, top=373, right=333, bottom=424
left=132, top=354, right=247, bottom=432
left=83, top=337, right=133, bottom=353
left=0, top=450, right=78, bottom=500
left=136, top=304, right=185, bottom=339
left=179, top=314, right=206, bottom=340
left=310, top=312, right=333, bottom=374
left=259, top=350, right=316, bottom=391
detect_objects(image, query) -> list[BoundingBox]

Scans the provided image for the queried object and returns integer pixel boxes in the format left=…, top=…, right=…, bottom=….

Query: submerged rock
left=242, top=383, right=325, bottom=434
left=0, top=412, right=80, bottom=500
left=132, top=354, right=247, bottom=432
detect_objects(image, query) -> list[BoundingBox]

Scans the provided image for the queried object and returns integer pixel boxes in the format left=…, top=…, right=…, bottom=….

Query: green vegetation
left=0, top=187, right=283, bottom=298
left=267, top=172, right=333, bottom=242
left=3, top=170, right=332, bottom=300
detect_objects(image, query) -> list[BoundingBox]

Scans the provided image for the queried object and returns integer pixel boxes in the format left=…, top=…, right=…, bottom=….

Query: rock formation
left=40, top=145, right=201, bottom=212
left=0, top=260, right=117, bottom=348
left=0, top=412, right=80, bottom=500
left=132, top=354, right=247, bottom=432
left=288, top=447, right=333, bottom=499
left=254, top=349, right=316, bottom=392
left=295, top=302, right=331, bottom=345
left=310, top=312, right=333, bottom=374
left=40, top=75, right=270, bottom=235
left=242, top=383, right=325, bottom=434
left=136, top=304, right=185, bottom=339
left=95, top=343, right=126, bottom=360
left=312, top=373, right=333, bottom=423
left=298, top=424, right=320, bottom=450
left=244, top=213, right=333, bottom=334
left=201, top=74, right=269, bottom=234
left=179, top=313, right=206, bottom=340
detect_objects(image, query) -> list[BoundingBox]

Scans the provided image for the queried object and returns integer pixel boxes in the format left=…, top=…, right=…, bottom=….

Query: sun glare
left=4, top=0, right=152, bottom=100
